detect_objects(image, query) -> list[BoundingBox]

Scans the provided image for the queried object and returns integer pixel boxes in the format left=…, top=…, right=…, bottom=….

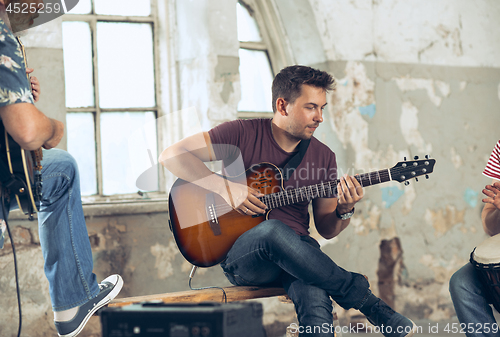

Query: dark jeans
left=221, top=219, right=370, bottom=336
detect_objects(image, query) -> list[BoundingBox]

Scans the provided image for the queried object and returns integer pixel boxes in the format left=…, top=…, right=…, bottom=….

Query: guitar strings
left=210, top=174, right=371, bottom=213
left=210, top=162, right=432, bottom=213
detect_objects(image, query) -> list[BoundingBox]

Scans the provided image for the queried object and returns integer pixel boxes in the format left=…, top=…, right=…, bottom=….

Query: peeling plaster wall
left=307, top=0, right=500, bottom=323
left=175, top=0, right=241, bottom=134
left=311, top=0, right=500, bottom=68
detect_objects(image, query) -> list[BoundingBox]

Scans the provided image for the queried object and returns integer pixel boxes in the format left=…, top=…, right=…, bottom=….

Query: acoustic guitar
left=168, top=157, right=436, bottom=267
left=0, top=37, right=42, bottom=220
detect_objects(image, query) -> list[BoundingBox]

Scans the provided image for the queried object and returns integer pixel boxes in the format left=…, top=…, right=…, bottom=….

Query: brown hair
left=271, top=65, right=335, bottom=113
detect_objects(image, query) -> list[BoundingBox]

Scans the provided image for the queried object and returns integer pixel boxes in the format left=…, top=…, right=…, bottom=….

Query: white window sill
left=7, top=193, right=169, bottom=221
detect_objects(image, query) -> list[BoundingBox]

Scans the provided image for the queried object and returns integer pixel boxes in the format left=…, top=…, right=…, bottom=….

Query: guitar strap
left=0, top=121, right=28, bottom=197
left=0, top=149, right=27, bottom=196
left=281, top=138, right=311, bottom=181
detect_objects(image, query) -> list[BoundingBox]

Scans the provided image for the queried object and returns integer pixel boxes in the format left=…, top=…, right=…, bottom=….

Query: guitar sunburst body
left=169, top=163, right=280, bottom=267
left=168, top=158, right=436, bottom=268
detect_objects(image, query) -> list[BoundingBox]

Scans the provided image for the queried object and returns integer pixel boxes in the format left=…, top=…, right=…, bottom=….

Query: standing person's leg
left=450, top=263, right=499, bottom=337
left=38, top=149, right=123, bottom=337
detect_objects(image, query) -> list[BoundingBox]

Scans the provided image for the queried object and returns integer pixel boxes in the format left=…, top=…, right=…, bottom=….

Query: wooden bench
left=108, top=286, right=288, bottom=307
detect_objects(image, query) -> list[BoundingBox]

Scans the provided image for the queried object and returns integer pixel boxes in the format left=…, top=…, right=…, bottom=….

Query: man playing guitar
left=0, top=1, right=123, bottom=336
left=160, top=65, right=417, bottom=337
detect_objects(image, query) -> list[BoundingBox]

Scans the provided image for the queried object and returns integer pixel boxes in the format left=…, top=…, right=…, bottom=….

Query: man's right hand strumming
left=218, top=180, right=266, bottom=216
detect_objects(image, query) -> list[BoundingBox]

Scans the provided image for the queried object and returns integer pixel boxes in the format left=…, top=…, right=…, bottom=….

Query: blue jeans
left=221, top=219, right=370, bottom=337
left=449, top=263, right=499, bottom=337
left=1, top=149, right=99, bottom=311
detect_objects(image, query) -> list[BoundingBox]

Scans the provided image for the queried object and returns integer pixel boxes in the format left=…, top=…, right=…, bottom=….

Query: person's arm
left=481, top=180, right=500, bottom=236
left=312, top=175, right=363, bottom=239
left=159, top=131, right=266, bottom=215
left=0, top=103, right=64, bottom=150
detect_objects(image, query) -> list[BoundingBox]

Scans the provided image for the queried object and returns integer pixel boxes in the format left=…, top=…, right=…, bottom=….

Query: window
left=237, top=1, right=273, bottom=117
left=236, top=0, right=292, bottom=118
left=62, top=0, right=160, bottom=197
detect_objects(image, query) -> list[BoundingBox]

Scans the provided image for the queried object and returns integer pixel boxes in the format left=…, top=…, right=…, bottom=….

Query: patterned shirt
left=0, top=17, right=34, bottom=108
left=483, top=140, right=500, bottom=181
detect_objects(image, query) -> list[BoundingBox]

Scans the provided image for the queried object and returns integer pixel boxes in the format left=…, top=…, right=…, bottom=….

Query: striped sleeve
left=483, top=140, right=500, bottom=180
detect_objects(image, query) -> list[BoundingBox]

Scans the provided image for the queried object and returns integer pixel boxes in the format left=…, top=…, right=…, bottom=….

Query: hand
left=219, top=180, right=267, bottom=216
left=26, top=68, right=40, bottom=102
left=337, top=174, right=363, bottom=214
left=42, top=119, right=64, bottom=149
left=482, top=182, right=500, bottom=210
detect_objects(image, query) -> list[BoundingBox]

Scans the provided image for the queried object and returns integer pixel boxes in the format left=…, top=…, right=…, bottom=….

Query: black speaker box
left=100, top=301, right=265, bottom=337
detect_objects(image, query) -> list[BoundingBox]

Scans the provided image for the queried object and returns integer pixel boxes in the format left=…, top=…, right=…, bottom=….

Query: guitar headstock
left=390, top=155, right=436, bottom=185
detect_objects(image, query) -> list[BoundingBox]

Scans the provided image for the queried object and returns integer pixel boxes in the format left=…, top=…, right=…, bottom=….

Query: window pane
left=101, top=112, right=158, bottom=195
left=67, top=113, right=97, bottom=195
left=62, top=21, right=95, bottom=108
left=238, top=49, right=273, bottom=112
left=95, top=0, right=151, bottom=16
left=68, top=0, right=92, bottom=14
left=237, top=2, right=262, bottom=42
left=97, top=22, right=155, bottom=109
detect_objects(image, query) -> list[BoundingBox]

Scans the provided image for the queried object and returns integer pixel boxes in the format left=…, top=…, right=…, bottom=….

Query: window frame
left=237, top=0, right=293, bottom=119
left=62, top=0, right=166, bottom=202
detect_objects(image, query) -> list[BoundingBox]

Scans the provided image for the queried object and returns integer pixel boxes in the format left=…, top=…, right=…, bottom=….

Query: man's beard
left=287, top=123, right=316, bottom=141
left=287, top=128, right=313, bottom=143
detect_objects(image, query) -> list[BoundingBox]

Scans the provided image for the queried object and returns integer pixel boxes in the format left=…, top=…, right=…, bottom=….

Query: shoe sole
left=59, top=275, right=124, bottom=337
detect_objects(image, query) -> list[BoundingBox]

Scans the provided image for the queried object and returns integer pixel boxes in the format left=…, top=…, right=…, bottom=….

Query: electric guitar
left=168, top=157, right=436, bottom=267
left=0, top=37, right=43, bottom=220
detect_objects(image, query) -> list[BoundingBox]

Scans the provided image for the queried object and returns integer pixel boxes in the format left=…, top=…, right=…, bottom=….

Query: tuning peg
left=404, top=181, right=410, bottom=186
left=404, top=157, right=407, bottom=161
left=414, top=156, right=419, bottom=160
left=425, top=155, right=429, bottom=159
left=425, top=175, right=429, bottom=179
left=415, top=177, right=419, bottom=182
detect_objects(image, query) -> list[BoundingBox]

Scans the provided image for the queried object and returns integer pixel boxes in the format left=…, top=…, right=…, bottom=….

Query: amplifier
left=100, top=301, right=265, bottom=337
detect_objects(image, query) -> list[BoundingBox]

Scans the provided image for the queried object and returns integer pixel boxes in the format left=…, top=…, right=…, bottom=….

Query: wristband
left=336, top=207, right=355, bottom=220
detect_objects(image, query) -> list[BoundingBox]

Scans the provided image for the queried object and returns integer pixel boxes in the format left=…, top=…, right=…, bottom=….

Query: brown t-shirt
left=208, top=118, right=337, bottom=235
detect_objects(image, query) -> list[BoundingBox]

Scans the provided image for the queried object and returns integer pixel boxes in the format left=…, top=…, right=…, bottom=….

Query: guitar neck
left=258, top=169, right=391, bottom=210
left=16, top=37, right=30, bottom=82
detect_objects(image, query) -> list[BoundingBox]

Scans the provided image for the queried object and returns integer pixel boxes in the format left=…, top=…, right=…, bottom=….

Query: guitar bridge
left=205, top=193, right=221, bottom=236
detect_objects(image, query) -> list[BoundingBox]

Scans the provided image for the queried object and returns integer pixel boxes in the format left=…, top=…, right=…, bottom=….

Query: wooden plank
left=108, top=286, right=288, bottom=308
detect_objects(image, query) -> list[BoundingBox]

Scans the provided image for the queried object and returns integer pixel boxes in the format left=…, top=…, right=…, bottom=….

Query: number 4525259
left=6, top=2, right=63, bottom=14
left=444, top=323, right=499, bottom=334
